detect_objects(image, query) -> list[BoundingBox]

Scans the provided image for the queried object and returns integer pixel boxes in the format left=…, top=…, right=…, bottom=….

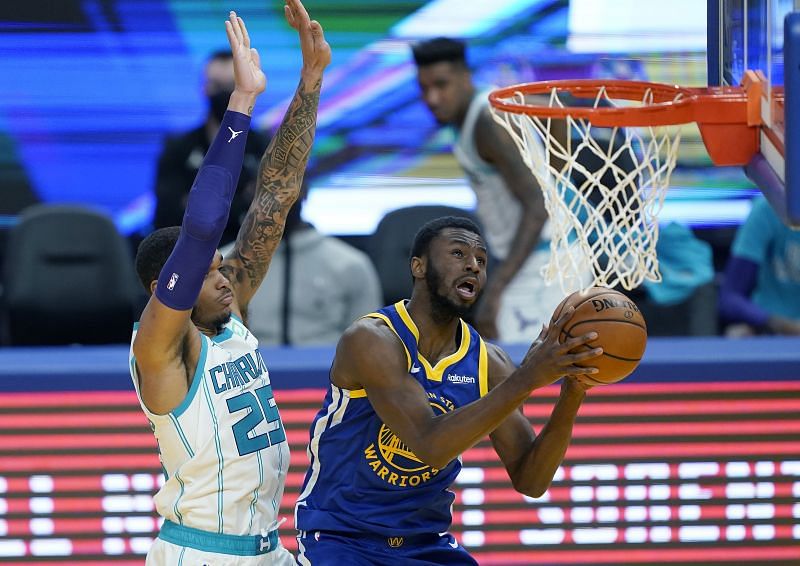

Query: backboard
left=708, top=0, right=800, bottom=226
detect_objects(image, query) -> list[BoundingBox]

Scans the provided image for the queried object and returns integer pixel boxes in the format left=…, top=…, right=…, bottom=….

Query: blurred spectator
left=633, top=222, right=717, bottom=336
left=221, top=184, right=382, bottom=345
left=719, top=196, right=800, bottom=335
left=153, top=50, right=270, bottom=245
left=411, top=37, right=586, bottom=343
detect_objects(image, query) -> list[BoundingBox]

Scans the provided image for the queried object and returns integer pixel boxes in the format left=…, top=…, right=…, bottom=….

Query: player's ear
left=149, top=280, right=158, bottom=295
left=410, top=256, right=426, bottom=280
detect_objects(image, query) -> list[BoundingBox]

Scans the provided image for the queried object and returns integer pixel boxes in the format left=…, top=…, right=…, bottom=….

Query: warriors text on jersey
left=295, top=301, right=488, bottom=536
left=130, top=314, right=289, bottom=536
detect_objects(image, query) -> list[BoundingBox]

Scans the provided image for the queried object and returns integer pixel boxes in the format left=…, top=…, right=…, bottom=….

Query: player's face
left=416, top=62, right=472, bottom=125
left=424, top=228, right=487, bottom=317
left=192, top=251, right=233, bottom=333
left=204, top=58, right=236, bottom=96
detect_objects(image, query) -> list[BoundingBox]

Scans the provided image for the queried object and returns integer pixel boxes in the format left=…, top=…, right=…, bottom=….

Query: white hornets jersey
left=130, top=314, right=289, bottom=536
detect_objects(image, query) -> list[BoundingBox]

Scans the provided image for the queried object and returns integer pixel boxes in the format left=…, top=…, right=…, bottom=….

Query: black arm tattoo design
left=232, top=76, right=322, bottom=291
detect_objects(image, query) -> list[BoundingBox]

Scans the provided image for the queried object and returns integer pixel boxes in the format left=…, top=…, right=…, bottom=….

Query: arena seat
left=368, top=205, right=482, bottom=305
left=1, top=205, right=140, bottom=345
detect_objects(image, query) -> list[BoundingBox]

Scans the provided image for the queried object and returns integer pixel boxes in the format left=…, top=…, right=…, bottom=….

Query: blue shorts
left=295, top=530, right=478, bottom=566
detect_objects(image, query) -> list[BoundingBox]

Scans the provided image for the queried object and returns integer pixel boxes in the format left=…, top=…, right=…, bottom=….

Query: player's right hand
left=285, top=0, right=331, bottom=76
left=520, top=306, right=603, bottom=390
left=225, top=11, right=267, bottom=97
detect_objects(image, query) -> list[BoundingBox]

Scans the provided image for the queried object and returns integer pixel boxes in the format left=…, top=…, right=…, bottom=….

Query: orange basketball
left=551, top=287, right=647, bottom=385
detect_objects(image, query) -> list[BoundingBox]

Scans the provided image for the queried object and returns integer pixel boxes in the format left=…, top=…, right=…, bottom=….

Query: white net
left=490, top=85, right=683, bottom=292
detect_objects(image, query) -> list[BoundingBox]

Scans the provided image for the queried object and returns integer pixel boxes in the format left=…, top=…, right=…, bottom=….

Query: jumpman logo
left=514, top=308, right=539, bottom=333
left=227, top=126, right=244, bottom=143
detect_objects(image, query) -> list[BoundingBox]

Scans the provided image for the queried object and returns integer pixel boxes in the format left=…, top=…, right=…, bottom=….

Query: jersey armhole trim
left=173, top=334, right=209, bottom=418
left=362, top=312, right=412, bottom=372
left=478, top=338, right=489, bottom=397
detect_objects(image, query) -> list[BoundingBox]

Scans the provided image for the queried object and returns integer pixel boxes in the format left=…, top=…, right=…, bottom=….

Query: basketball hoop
left=489, top=75, right=763, bottom=292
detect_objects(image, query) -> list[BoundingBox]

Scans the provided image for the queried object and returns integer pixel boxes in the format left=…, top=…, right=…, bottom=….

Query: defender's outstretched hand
left=284, top=0, right=331, bottom=75
left=225, top=11, right=266, bottom=97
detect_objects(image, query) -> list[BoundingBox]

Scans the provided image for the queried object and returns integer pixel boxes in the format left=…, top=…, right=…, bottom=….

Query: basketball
left=551, top=287, right=647, bottom=385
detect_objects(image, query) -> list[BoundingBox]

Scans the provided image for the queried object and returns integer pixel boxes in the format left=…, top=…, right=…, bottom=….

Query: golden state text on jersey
left=295, top=301, right=488, bottom=536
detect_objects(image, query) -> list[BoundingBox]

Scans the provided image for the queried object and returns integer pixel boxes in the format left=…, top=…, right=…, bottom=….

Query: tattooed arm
left=223, top=0, right=331, bottom=311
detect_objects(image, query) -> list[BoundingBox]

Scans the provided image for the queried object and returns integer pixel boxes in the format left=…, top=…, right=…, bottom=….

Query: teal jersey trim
left=212, top=327, right=234, bottom=343
left=159, top=520, right=280, bottom=556
left=173, top=470, right=185, bottom=525
left=172, top=335, right=209, bottom=418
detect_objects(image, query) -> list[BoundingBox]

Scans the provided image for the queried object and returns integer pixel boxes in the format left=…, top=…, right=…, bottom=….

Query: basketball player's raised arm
left=486, top=343, right=589, bottom=498
left=471, top=110, right=560, bottom=338
left=223, top=0, right=331, bottom=312
left=332, top=313, right=601, bottom=471
left=133, top=12, right=264, bottom=414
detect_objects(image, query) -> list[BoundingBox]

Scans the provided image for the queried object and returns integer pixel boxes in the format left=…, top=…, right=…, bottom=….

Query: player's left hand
left=284, top=0, right=331, bottom=76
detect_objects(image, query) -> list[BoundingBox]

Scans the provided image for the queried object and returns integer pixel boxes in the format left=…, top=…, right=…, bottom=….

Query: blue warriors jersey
left=295, top=301, right=488, bottom=536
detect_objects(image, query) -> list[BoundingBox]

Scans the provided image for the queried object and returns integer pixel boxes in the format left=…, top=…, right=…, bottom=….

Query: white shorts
left=496, top=246, right=591, bottom=344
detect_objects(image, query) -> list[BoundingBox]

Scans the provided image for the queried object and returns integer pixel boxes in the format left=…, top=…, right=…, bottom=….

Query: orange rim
left=488, top=79, right=754, bottom=128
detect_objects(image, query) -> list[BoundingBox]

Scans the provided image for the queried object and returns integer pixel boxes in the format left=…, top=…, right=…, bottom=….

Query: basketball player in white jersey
left=130, top=3, right=330, bottom=564
left=412, top=38, right=588, bottom=344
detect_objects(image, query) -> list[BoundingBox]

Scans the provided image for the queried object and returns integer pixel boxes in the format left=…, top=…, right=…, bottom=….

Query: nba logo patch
left=167, top=273, right=179, bottom=290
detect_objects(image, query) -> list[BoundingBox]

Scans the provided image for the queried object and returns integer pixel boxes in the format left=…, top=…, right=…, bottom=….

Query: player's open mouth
left=456, top=279, right=477, bottom=299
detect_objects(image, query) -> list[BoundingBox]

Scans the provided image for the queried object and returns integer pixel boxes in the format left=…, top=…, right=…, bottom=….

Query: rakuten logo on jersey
left=447, top=373, right=475, bottom=384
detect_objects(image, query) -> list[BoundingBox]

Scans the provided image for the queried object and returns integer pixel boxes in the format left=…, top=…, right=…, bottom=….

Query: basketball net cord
left=491, top=86, right=684, bottom=292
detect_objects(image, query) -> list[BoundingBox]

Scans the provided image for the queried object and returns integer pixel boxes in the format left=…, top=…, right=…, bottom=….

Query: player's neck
left=453, top=85, right=476, bottom=128
left=405, top=297, right=461, bottom=362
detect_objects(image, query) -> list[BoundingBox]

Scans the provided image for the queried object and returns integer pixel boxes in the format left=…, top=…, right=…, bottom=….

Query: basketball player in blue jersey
left=295, top=216, right=603, bottom=565
left=130, top=3, right=330, bottom=564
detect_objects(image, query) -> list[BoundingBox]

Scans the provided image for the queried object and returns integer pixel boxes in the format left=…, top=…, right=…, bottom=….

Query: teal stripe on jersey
left=169, top=414, right=195, bottom=458
left=174, top=470, right=185, bottom=525
left=177, top=547, right=186, bottom=566
left=173, top=335, right=209, bottom=418
left=202, top=375, right=224, bottom=533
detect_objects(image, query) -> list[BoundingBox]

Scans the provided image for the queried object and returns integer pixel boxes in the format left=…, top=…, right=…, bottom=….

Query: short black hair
left=207, top=49, right=233, bottom=64
left=135, top=226, right=181, bottom=293
left=411, top=216, right=483, bottom=260
left=411, top=37, right=467, bottom=68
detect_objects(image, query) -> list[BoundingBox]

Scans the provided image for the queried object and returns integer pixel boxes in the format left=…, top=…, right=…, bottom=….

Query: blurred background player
left=719, top=195, right=800, bottom=336
left=153, top=48, right=271, bottom=246
left=221, top=179, right=382, bottom=345
left=295, top=216, right=601, bottom=565
left=130, top=3, right=330, bottom=563
left=412, top=37, right=585, bottom=344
